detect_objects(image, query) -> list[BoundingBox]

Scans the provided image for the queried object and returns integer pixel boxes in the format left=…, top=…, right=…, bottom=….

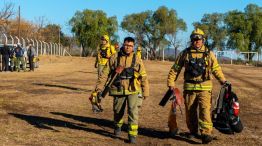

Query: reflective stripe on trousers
left=113, top=94, right=143, bottom=136
left=184, top=90, right=213, bottom=135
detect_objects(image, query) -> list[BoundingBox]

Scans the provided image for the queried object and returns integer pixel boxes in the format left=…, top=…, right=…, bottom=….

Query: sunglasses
left=191, top=34, right=204, bottom=41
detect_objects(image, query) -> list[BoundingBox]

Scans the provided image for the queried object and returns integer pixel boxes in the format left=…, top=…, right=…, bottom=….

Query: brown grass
left=0, top=56, right=261, bottom=145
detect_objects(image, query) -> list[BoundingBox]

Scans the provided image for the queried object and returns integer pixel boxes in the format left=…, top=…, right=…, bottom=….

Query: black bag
left=212, top=84, right=243, bottom=134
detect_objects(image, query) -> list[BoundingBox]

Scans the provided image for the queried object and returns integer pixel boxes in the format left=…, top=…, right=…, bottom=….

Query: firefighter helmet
left=137, top=46, right=142, bottom=51
left=190, top=28, right=205, bottom=41
left=101, top=35, right=109, bottom=42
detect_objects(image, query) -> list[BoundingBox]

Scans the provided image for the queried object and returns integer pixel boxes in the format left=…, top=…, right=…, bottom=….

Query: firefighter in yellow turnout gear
left=136, top=46, right=142, bottom=59
left=95, top=35, right=116, bottom=77
left=95, top=37, right=149, bottom=144
left=167, top=28, right=227, bottom=144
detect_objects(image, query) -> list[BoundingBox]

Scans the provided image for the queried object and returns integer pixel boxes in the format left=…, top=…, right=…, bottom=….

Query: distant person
left=27, top=43, right=36, bottom=71
left=136, top=46, right=142, bottom=59
left=23, top=44, right=28, bottom=69
left=114, top=43, right=120, bottom=52
left=1, top=42, right=11, bottom=72
left=95, top=35, right=116, bottom=77
left=10, top=44, right=17, bottom=72
left=167, top=28, right=229, bottom=144
left=14, top=43, right=26, bottom=72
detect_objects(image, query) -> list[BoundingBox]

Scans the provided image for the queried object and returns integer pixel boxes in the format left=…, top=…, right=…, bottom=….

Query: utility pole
left=18, top=6, right=21, bottom=38
left=58, top=27, right=60, bottom=56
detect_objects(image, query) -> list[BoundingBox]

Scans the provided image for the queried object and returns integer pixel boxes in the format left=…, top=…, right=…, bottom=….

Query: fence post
left=21, top=38, right=25, bottom=48
left=35, top=39, right=39, bottom=56
left=10, top=35, right=14, bottom=46
left=3, top=33, right=7, bottom=44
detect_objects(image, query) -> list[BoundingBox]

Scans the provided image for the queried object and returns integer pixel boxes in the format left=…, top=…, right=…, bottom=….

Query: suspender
left=117, top=52, right=136, bottom=68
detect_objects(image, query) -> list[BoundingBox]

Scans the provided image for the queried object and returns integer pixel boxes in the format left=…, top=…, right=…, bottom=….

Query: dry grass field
left=0, top=56, right=261, bottom=146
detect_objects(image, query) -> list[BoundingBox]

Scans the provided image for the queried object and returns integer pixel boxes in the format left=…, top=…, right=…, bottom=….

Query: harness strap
left=184, top=47, right=210, bottom=82
left=117, top=52, right=136, bottom=68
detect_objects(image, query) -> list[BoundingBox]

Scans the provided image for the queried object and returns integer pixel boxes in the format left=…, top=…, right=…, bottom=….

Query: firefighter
left=95, top=37, right=149, bottom=144
left=95, top=35, right=116, bottom=77
left=167, top=28, right=228, bottom=144
left=136, top=46, right=142, bottom=59
left=114, top=43, right=120, bottom=52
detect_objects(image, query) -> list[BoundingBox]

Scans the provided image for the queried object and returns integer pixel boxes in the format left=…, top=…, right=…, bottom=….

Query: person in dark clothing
left=14, top=43, right=26, bottom=72
left=9, top=45, right=16, bottom=72
left=27, top=43, right=36, bottom=71
left=1, top=43, right=11, bottom=72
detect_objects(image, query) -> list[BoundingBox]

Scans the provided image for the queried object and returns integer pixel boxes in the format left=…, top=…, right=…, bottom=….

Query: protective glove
left=115, top=66, right=124, bottom=74
left=89, top=91, right=103, bottom=113
left=223, top=81, right=231, bottom=87
left=138, top=93, right=146, bottom=100
left=169, top=86, right=175, bottom=91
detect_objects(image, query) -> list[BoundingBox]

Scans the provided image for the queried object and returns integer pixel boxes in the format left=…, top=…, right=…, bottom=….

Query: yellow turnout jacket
left=167, top=45, right=225, bottom=90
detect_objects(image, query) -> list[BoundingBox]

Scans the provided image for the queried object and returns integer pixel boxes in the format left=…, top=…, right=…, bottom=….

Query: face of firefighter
left=123, top=41, right=134, bottom=55
left=193, top=39, right=204, bottom=49
left=101, top=38, right=108, bottom=46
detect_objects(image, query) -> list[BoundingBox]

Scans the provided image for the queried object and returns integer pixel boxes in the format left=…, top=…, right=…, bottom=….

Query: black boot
left=202, top=134, right=213, bottom=144
left=128, top=135, right=136, bottom=144
left=114, top=126, right=121, bottom=136
left=169, top=128, right=179, bottom=138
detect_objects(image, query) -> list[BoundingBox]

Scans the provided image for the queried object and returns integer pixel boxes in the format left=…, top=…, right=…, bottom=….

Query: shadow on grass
left=32, top=83, right=91, bottom=92
left=9, top=112, right=124, bottom=141
left=50, top=112, right=201, bottom=144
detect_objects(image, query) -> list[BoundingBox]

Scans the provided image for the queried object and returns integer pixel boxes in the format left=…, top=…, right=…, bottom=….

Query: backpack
left=212, top=84, right=243, bottom=134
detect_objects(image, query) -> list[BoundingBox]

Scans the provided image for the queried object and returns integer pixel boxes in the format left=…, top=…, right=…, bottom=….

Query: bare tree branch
left=0, top=2, right=14, bottom=20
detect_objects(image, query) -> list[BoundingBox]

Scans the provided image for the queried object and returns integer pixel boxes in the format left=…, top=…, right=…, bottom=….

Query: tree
left=8, top=18, right=37, bottom=39
left=165, top=10, right=186, bottom=59
left=121, top=6, right=186, bottom=59
left=225, top=4, right=262, bottom=61
left=0, top=2, right=15, bottom=33
left=69, top=9, right=118, bottom=56
left=193, top=13, right=227, bottom=51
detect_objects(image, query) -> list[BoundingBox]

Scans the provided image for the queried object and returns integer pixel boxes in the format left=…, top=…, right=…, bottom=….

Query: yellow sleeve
left=110, top=45, right=116, bottom=55
left=210, top=51, right=226, bottom=83
left=137, top=58, right=149, bottom=97
left=167, top=51, right=185, bottom=87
